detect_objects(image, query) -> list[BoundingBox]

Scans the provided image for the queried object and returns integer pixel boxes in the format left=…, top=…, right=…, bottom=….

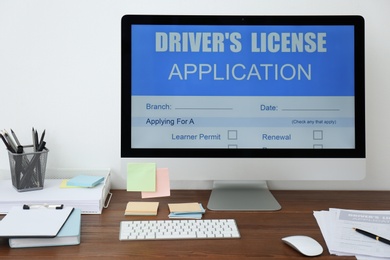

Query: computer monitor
left=121, top=15, right=365, bottom=211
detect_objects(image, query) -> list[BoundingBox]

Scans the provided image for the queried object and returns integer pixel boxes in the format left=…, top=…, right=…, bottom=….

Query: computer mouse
left=282, top=235, right=323, bottom=256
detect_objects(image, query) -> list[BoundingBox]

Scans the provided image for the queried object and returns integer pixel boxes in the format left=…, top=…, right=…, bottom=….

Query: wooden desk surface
left=0, top=189, right=389, bottom=259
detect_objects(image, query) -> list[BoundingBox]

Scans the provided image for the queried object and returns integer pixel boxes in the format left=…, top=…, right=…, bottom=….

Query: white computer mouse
left=282, top=235, right=323, bottom=257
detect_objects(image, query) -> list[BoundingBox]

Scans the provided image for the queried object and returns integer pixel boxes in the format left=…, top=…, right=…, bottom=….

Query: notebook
left=9, top=208, right=81, bottom=248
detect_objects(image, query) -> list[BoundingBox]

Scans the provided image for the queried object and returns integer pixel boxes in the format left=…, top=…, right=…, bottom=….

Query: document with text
left=314, top=208, right=390, bottom=259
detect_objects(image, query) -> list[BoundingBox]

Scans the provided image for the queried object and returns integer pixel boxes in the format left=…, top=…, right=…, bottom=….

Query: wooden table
left=1, top=189, right=389, bottom=259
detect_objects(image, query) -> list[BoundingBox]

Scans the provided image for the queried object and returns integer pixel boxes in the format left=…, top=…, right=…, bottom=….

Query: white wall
left=0, top=0, right=389, bottom=190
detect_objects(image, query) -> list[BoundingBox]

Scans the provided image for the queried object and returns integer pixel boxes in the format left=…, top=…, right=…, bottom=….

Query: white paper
left=314, top=208, right=390, bottom=259
left=0, top=177, right=108, bottom=214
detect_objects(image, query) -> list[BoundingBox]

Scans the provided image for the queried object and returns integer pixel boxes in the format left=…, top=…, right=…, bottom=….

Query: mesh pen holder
left=8, top=146, right=49, bottom=192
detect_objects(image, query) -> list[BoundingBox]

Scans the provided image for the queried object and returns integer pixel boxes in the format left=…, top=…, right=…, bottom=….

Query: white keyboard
left=119, top=219, right=240, bottom=240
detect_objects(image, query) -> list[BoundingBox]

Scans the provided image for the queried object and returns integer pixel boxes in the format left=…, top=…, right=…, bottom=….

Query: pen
left=2, top=130, right=17, bottom=152
left=37, top=141, right=46, bottom=152
left=10, top=129, right=21, bottom=146
left=0, top=132, right=16, bottom=153
left=353, top=228, right=390, bottom=246
left=39, top=129, right=46, bottom=147
left=32, top=127, right=36, bottom=151
left=34, top=129, right=39, bottom=151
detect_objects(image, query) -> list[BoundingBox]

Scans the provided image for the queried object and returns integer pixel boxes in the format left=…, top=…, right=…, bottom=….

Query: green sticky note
left=127, top=163, right=156, bottom=192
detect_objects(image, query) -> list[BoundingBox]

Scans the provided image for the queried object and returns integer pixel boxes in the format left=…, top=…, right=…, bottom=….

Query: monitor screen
left=121, top=15, right=365, bottom=210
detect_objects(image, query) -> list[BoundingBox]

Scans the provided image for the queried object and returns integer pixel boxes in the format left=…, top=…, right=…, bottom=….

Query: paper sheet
left=314, top=208, right=390, bottom=259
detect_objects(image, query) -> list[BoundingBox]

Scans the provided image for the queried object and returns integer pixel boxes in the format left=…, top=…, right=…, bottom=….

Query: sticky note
left=124, top=202, right=159, bottom=216
left=127, top=163, right=156, bottom=192
left=168, top=203, right=202, bottom=213
left=67, top=175, right=104, bottom=188
left=168, top=204, right=205, bottom=219
left=59, top=179, right=79, bottom=188
left=142, top=168, right=170, bottom=198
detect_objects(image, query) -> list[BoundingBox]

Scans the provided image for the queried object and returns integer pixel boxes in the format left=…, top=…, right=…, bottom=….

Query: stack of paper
left=0, top=170, right=111, bottom=214
left=314, top=208, right=390, bottom=260
left=124, top=202, right=159, bottom=216
left=168, top=203, right=206, bottom=219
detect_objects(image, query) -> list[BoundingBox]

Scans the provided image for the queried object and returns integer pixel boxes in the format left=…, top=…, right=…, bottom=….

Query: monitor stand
left=207, top=181, right=281, bottom=211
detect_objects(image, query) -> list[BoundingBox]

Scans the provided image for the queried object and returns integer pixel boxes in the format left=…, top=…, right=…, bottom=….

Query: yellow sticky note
left=127, top=163, right=156, bottom=192
left=168, top=203, right=202, bottom=213
left=142, top=168, right=170, bottom=198
left=124, top=202, right=159, bottom=216
left=59, top=179, right=80, bottom=188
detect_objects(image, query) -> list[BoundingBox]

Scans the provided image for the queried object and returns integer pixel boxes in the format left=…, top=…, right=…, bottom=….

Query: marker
left=354, top=228, right=390, bottom=246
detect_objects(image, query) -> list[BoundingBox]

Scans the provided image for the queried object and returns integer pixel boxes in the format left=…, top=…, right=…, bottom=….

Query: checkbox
left=313, top=130, right=323, bottom=140
left=228, top=130, right=238, bottom=140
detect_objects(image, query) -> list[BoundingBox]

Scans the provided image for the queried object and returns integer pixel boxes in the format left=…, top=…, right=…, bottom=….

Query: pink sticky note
left=142, top=168, right=170, bottom=198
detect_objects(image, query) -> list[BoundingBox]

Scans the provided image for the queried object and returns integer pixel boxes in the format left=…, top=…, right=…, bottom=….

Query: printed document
left=314, top=208, right=390, bottom=259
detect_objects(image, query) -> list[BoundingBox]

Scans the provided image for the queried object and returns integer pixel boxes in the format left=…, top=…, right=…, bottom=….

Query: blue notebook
left=67, top=175, right=104, bottom=187
left=9, top=209, right=81, bottom=248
